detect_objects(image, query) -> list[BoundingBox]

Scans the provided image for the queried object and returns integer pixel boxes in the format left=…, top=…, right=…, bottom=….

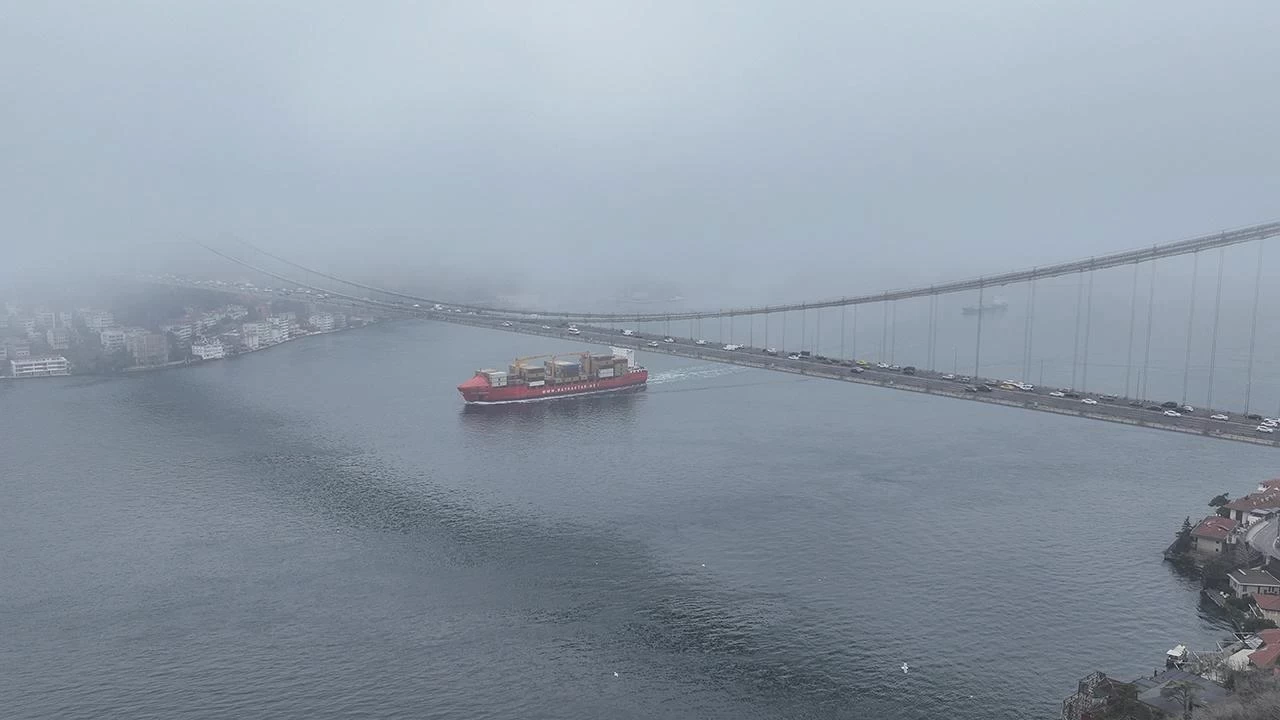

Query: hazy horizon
left=4, top=2, right=1278, bottom=307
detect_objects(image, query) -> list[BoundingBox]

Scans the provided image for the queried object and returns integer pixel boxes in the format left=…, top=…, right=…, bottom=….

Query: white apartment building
left=10, top=356, right=70, bottom=378
left=191, top=340, right=225, bottom=360
left=99, top=329, right=127, bottom=352
left=309, top=313, right=335, bottom=332
left=46, top=328, right=70, bottom=350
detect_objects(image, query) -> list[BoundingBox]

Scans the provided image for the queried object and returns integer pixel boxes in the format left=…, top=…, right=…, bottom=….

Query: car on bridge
left=621, top=329, right=636, bottom=336
left=1049, top=391, right=1065, bottom=397
left=1211, top=414, right=1229, bottom=421
left=1257, top=425, right=1275, bottom=434
left=765, top=348, right=779, bottom=355
left=695, top=339, right=707, bottom=345
left=501, top=321, right=513, bottom=327
left=1082, top=398, right=1098, bottom=405
left=1164, top=410, right=1182, bottom=417
left=662, top=337, right=675, bottom=343
left=646, top=340, right=659, bottom=347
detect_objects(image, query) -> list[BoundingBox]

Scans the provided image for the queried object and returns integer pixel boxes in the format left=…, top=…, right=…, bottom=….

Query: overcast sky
left=3, top=2, right=1277, bottom=305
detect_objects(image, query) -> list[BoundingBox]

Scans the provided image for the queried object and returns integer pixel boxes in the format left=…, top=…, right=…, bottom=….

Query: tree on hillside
left=1174, top=517, right=1194, bottom=554
left=1210, top=493, right=1231, bottom=507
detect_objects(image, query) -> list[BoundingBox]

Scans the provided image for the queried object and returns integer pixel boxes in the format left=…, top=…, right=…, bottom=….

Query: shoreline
left=2, top=321, right=386, bottom=381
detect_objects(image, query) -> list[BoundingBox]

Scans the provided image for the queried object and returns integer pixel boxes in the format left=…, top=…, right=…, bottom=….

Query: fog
left=3, top=2, right=1277, bottom=308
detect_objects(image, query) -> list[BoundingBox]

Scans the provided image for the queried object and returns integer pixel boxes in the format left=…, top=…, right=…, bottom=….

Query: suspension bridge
left=145, top=219, right=1280, bottom=446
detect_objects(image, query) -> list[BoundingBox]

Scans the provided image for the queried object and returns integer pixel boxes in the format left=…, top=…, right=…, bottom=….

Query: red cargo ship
left=457, top=347, right=647, bottom=404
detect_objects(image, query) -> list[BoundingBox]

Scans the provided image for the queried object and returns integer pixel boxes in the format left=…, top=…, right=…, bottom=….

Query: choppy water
left=3, top=320, right=1275, bottom=719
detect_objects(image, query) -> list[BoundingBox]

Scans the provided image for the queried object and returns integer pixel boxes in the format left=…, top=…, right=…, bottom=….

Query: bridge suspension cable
left=211, top=221, right=1280, bottom=323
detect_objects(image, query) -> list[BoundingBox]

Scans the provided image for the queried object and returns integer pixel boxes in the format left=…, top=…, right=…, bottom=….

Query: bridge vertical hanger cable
left=974, top=282, right=985, bottom=378
left=840, top=305, right=846, bottom=359
left=1021, top=278, right=1033, bottom=382
left=926, top=293, right=934, bottom=371
left=1071, top=270, right=1084, bottom=390
left=1082, top=265, right=1095, bottom=393
left=1141, top=256, right=1158, bottom=400
left=889, top=302, right=897, bottom=365
left=1205, top=247, right=1226, bottom=411
left=782, top=310, right=787, bottom=352
left=1244, top=242, right=1263, bottom=415
left=801, top=306, right=806, bottom=355
left=730, top=313, right=735, bottom=345
left=1182, top=252, right=1200, bottom=405
left=816, top=307, right=822, bottom=356
left=930, top=292, right=939, bottom=371
left=763, top=311, right=768, bottom=350
left=1124, top=262, right=1139, bottom=399
left=880, top=300, right=888, bottom=363
left=749, top=313, right=754, bottom=348
left=852, top=305, right=858, bottom=361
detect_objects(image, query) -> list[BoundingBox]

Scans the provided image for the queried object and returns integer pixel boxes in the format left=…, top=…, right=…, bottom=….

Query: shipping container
left=597, top=368, right=615, bottom=378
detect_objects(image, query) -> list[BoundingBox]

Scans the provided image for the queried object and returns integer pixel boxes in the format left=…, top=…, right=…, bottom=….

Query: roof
left=1250, top=629, right=1280, bottom=667
left=1130, top=668, right=1231, bottom=715
left=1260, top=478, right=1280, bottom=490
left=1229, top=568, right=1280, bottom=588
left=1192, top=516, right=1237, bottom=541
left=1254, top=594, right=1280, bottom=612
left=1224, top=488, right=1280, bottom=513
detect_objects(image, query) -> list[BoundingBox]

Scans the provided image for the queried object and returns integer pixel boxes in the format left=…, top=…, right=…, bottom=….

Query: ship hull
left=458, top=369, right=648, bottom=404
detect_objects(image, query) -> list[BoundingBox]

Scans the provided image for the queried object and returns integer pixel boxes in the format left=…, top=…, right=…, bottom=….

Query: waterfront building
left=45, top=328, right=70, bottom=351
left=1254, top=595, right=1280, bottom=625
left=10, top=356, right=71, bottom=378
left=125, top=332, right=168, bottom=366
left=1189, top=516, right=1237, bottom=556
left=1226, top=568, right=1280, bottom=597
left=99, top=329, right=127, bottom=353
left=191, top=340, right=225, bottom=360
left=1222, top=488, right=1280, bottom=525
left=162, top=323, right=194, bottom=342
left=309, top=313, right=335, bottom=332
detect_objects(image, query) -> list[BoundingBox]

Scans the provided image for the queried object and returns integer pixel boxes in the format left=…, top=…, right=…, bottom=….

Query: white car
left=1049, top=391, right=1065, bottom=398
left=501, top=321, right=513, bottom=327
left=1164, top=410, right=1182, bottom=417
left=941, top=373, right=956, bottom=380
left=1257, top=425, right=1275, bottom=434
left=1081, top=398, right=1098, bottom=405
left=1264, top=418, right=1279, bottom=427
left=723, top=344, right=743, bottom=351
left=567, top=327, right=581, bottom=335
left=1181, top=405, right=1194, bottom=413
left=787, top=354, right=802, bottom=360
left=765, top=348, right=779, bottom=355
left=662, top=337, right=675, bottom=343
left=1210, top=414, right=1229, bottom=421
left=877, top=362, right=890, bottom=369
left=646, top=340, right=659, bottom=347
left=621, top=329, right=636, bottom=337
left=541, top=325, right=551, bottom=330
left=694, top=339, right=707, bottom=345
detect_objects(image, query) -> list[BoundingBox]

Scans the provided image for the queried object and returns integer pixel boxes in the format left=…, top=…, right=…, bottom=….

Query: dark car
left=964, top=385, right=978, bottom=392
left=1100, top=394, right=1118, bottom=402
left=977, top=384, right=993, bottom=392
left=1248, top=413, right=1263, bottom=421
left=1063, top=391, right=1080, bottom=399
left=1162, top=401, right=1179, bottom=409
left=1147, top=405, right=1163, bottom=411
left=1128, top=401, right=1143, bottom=407
left=902, top=366, right=917, bottom=376
left=850, top=366, right=865, bottom=374
left=959, top=376, right=973, bottom=383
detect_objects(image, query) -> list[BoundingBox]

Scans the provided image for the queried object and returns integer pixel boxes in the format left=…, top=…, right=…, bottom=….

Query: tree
left=1160, top=679, right=1200, bottom=719
left=1210, top=493, right=1231, bottom=507
left=1174, top=517, right=1194, bottom=554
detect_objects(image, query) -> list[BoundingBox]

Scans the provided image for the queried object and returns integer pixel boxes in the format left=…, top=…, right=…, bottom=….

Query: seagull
left=613, top=671, right=619, bottom=678
left=901, top=663, right=910, bottom=674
